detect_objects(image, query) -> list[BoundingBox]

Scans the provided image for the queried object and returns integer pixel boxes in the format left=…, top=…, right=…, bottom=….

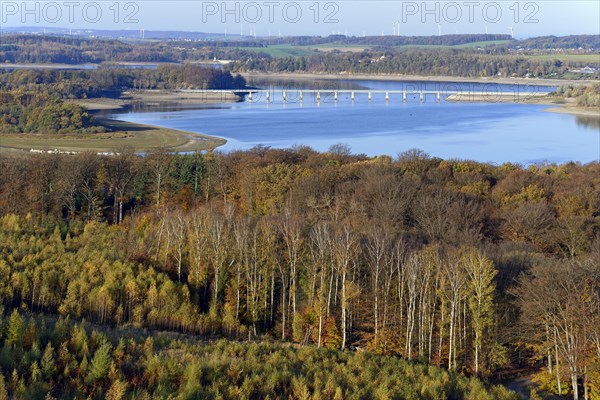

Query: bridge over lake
left=179, top=89, right=552, bottom=103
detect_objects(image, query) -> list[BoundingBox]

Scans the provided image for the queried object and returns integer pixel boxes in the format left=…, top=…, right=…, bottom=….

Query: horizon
left=1, top=26, right=597, bottom=43
left=1, top=1, right=599, bottom=38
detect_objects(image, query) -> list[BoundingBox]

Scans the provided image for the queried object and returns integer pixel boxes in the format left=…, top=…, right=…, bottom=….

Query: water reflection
left=575, top=115, right=600, bottom=130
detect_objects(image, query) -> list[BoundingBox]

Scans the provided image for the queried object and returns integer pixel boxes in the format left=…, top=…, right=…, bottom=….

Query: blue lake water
left=107, top=79, right=600, bottom=164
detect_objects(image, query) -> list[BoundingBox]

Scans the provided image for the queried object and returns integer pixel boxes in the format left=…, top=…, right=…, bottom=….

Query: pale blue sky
left=2, top=1, right=599, bottom=38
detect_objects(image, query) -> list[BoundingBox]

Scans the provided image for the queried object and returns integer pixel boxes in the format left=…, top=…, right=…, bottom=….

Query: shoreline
left=4, top=81, right=597, bottom=154
left=544, top=106, right=600, bottom=117
left=242, top=71, right=597, bottom=87
left=25, top=93, right=240, bottom=153
left=446, top=93, right=557, bottom=103
left=441, top=93, right=599, bottom=118
left=0, top=61, right=232, bottom=70
left=0, top=118, right=227, bottom=154
left=0, top=96, right=230, bottom=153
left=121, top=90, right=241, bottom=104
left=243, top=73, right=598, bottom=117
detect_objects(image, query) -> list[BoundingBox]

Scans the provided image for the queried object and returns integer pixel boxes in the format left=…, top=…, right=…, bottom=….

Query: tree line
left=3, top=34, right=598, bottom=81
left=0, top=65, right=247, bottom=134
left=230, top=47, right=598, bottom=79
left=555, top=83, right=600, bottom=107
left=0, top=65, right=247, bottom=99
left=0, top=147, right=598, bottom=398
left=0, top=90, right=100, bottom=134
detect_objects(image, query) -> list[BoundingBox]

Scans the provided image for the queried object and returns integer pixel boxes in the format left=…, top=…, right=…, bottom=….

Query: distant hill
left=0, top=26, right=234, bottom=41
left=516, top=35, right=599, bottom=50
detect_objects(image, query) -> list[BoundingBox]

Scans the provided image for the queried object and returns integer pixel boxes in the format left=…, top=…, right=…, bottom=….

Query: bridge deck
left=179, top=89, right=550, bottom=96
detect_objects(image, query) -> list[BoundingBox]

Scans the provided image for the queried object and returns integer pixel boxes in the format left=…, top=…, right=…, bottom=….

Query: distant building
left=571, top=66, right=598, bottom=74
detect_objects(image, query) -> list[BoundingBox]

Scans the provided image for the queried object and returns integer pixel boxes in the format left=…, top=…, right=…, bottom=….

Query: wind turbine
left=485, top=25, right=488, bottom=35
left=508, top=26, right=514, bottom=39
left=438, top=24, right=442, bottom=36
left=395, top=21, right=400, bottom=36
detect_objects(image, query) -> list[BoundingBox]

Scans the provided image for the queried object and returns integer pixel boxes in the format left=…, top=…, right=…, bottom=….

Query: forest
left=0, top=146, right=598, bottom=399
left=2, top=34, right=598, bottom=80
left=0, top=90, right=101, bottom=134
left=229, top=47, right=599, bottom=79
left=0, top=65, right=247, bottom=98
left=0, top=65, right=246, bottom=134
left=0, top=312, right=519, bottom=399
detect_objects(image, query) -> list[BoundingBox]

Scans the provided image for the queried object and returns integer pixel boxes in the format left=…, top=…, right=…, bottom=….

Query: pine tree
left=0, top=373, right=8, bottom=400
left=23, top=318, right=37, bottom=350
left=88, top=343, right=112, bottom=381
left=5, top=310, right=24, bottom=348
left=105, top=379, right=127, bottom=400
left=79, top=355, right=89, bottom=376
left=30, top=361, right=41, bottom=383
left=41, top=343, right=56, bottom=380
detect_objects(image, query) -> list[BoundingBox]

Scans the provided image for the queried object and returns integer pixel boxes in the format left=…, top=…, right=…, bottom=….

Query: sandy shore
left=72, top=90, right=241, bottom=111
left=446, top=93, right=562, bottom=104
left=122, top=90, right=241, bottom=103
left=444, top=92, right=599, bottom=117
left=242, top=72, right=597, bottom=87
left=544, top=106, right=600, bottom=117
left=69, top=99, right=127, bottom=111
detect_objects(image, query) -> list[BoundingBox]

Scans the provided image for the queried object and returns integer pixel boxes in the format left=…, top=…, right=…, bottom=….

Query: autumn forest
left=0, top=146, right=598, bottom=399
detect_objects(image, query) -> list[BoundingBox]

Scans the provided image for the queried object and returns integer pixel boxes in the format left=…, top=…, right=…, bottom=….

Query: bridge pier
left=420, top=91, right=424, bottom=103
left=282, top=90, right=287, bottom=102
left=403, top=91, right=407, bottom=103
left=316, top=91, right=321, bottom=102
left=436, top=92, right=440, bottom=103
left=299, top=91, right=303, bottom=102
left=385, top=92, right=389, bottom=102
left=265, top=91, right=269, bottom=103
left=351, top=92, right=355, bottom=101
left=368, top=92, right=372, bottom=101
left=334, top=91, right=338, bottom=102
left=248, top=92, right=253, bottom=102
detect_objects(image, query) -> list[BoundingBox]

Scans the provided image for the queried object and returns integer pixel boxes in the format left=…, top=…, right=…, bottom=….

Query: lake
left=106, top=78, right=600, bottom=164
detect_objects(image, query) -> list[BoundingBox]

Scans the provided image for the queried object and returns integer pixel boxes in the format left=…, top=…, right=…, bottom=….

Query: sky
left=1, top=1, right=599, bottom=38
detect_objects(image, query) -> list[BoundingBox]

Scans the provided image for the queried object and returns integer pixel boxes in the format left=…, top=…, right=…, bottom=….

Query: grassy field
left=0, top=118, right=226, bottom=153
left=523, top=53, right=600, bottom=63
left=388, top=40, right=513, bottom=49
left=241, top=45, right=318, bottom=57
left=454, top=40, right=513, bottom=48
left=238, top=40, right=513, bottom=57
left=305, top=43, right=370, bottom=52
